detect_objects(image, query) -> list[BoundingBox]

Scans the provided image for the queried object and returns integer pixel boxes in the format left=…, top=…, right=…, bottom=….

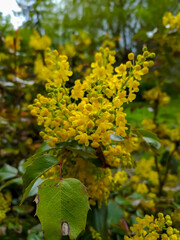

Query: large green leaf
left=0, top=164, right=18, bottom=181
left=21, top=154, right=58, bottom=204
left=36, top=178, right=90, bottom=240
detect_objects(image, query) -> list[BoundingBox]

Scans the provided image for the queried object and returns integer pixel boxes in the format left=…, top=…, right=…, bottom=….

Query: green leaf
left=27, top=233, right=43, bottom=240
left=130, top=192, right=143, bottom=199
left=160, top=151, right=169, bottom=165
left=88, top=205, right=108, bottom=240
left=27, top=224, right=43, bottom=239
left=21, top=154, right=58, bottom=204
left=0, top=177, right=22, bottom=191
left=36, top=178, right=90, bottom=240
left=137, top=129, right=161, bottom=150
left=107, top=200, right=124, bottom=225
left=136, top=209, right=144, bottom=218
left=115, top=196, right=132, bottom=206
left=27, top=178, right=44, bottom=198
left=0, top=164, right=18, bottom=181
left=110, top=133, right=124, bottom=142
left=66, top=144, right=97, bottom=159
left=13, top=204, right=34, bottom=214
left=24, top=142, right=52, bottom=168
left=36, top=142, right=52, bottom=154
left=18, top=160, right=26, bottom=174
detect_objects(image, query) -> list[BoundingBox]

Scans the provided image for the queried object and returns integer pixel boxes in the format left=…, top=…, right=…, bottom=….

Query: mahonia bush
left=29, top=46, right=154, bottom=206
left=124, top=213, right=180, bottom=240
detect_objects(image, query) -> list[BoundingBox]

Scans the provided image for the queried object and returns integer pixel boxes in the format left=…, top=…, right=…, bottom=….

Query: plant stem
left=59, top=163, right=63, bottom=181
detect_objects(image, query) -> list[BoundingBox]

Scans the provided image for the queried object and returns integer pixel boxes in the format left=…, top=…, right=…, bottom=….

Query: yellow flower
left=136, top=183, right=148, bottom=194
left=128, top=53, right=134, bottom=60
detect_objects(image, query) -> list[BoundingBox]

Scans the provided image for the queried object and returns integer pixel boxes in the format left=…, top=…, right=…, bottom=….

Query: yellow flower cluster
left=160, top=12, right=180, bottom=53
left=29, top=46, right=154, bottom=150
left=135, top=157, right=159, bottom=186
left=170, top=128, right=180, bottom=142
left=58, top=31, right=91, bottom=65
left=0, top=53, right=9, bottom=62
left=59, top=42, right=76, bottom=58
left=136, top=183, right=148, bottom=194
left=0, top=192, right=11, bottom=223
left=4, top=35, right=22, bottom=51
left=124, top=213, right=180, bottom=240
left=30, top=30, right=51, bottom=50
left=110, top=170, right=128, bottom=191
left=131, top=153, right=179, bottom=200
left=104, top=135, right=139, bottom=168
left=143, top=87, right=170, bottom=106
left=72, top=31, right=92, bottom=48
left=142, top=118, right=156, bottom=131
left=171, top=210, right=180, bottom=225
left=34, top=54, right=46, bottom=80
left=103, top=145, right=131, bottom=168
left=103, top=36, right=116, bottom=49
left=89, top=226, right=102, bottom=240
left=163, top=12, right=180, bottom=32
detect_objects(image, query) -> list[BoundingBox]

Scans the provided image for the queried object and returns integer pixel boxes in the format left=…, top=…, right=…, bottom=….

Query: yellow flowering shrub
left=30, top=30, right=51, bottom=50
left=143, top=87, right=170, bottom=106
left=28, top=46, right=154, bottom=206
left=124, top=213, right=180, bottom=240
